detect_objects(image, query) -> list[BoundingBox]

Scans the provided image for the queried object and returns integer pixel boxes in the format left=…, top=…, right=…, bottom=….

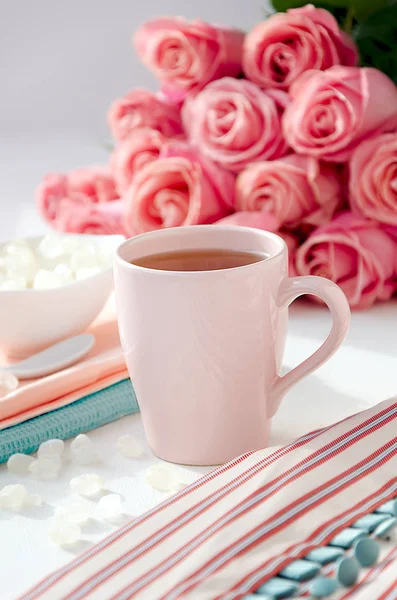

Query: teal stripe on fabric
left=0, top=379, right=139, bottom=463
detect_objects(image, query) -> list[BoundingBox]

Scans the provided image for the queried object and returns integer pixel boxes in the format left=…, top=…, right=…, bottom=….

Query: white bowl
left=0, top=234, right=125, bottom=359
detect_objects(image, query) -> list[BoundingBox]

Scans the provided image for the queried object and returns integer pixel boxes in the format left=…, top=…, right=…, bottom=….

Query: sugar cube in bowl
left=0, top=233, right=125, bottom=358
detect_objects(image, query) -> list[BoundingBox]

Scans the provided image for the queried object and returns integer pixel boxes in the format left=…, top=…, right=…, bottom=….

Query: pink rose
left=110, top=128, right=166, bottom=195
left=382, top=226, right=397, bottom=277
left=123, top=143, right=234, bottom=235
left=183, top=77, right=289, bottom=172
left=243, top=5, right=357, bottom=90
left=134, top=18, right=244, bottom=99
left=236, top=154, right=343, bottom=229
left=67, top=167, right=117, bottom=204
left=56, top=199, right=127, bottom=236
left=295, top=212, right=397, bottom=309
left=283, top=66, right=397, bottom=162
left=107, top=89, right=184, bottom=142
left=35, top=174, right=70, bottom=225
left=36, top=167, right=118, bottom=226
left=349, top=133, right=397, bottom=226
left=216, top=210, right=279, bottom=231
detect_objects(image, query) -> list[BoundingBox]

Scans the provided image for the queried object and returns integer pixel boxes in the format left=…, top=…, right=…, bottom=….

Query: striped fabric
left=20, top=397, right=397, bottom=600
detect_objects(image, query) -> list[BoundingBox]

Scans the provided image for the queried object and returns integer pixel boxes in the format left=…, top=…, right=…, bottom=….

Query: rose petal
left=243, top=7, right=357, bottom=90
left=216, top=210, right=280, bottom=231
left=108, top=89, right=183, bottom=141
left=295, top=212, right=397, bottom=309
left=349, top=132, right=397, bottom=226
left=183, top=77, right=289, bottom=172
left=123, top=148, right=231, bottom=235
left=134, top=18, right=244, bottom=93
left=283, top=67, right=397, bottom=162
left=236, top=154, right=342, bottom=229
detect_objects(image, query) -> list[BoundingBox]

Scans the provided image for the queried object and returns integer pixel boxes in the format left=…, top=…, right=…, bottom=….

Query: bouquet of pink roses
left=36, top=4, right=397, bottom=309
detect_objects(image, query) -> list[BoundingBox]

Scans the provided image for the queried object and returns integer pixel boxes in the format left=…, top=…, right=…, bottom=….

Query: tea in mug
left=131, top=248, right=268, bottom=272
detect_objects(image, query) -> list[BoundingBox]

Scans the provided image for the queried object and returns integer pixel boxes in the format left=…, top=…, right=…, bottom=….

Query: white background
left=0, top=0, right=270, bottom=242
left=1, top=2, right=397, bottom=598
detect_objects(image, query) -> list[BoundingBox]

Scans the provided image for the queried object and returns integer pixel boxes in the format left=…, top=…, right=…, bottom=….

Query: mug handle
left=269, top=275, right=350, bottom=417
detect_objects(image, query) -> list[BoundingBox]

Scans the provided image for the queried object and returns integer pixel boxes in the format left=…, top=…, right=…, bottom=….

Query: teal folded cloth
left=0, top=378, right=139, bottom=463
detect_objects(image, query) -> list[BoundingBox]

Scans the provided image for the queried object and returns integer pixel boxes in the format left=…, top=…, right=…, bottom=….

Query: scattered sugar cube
left=116, top=435, right=144, bottom=459
left=48, top=519, right=81, bottom=546
left=94, top=494, right=122, bottom=522
left=75, top=267, right=101, bottom=281
left=54, top=502, right=90, bottom=525
left=71, top=434, right=91, bottom=451
left=144, top=464, right=187, bottom=493
left=37, top=234, right=70, bottom=260
left=0, top=484, right=29, bottom=511
left=70, top=245, right=100, bottom=272
left=157, top=484, right=188, bottom=502
left=0, top=235, right=108, bottom=290
left=7, top=453, right=34, bottom=475
left=70, top=474, right=104, bottom=497
left=33, top=269, right=64, bottom=290
left=5, top=242, right=35, bottom=261
left=2, top=244, right=37, bottom=282
left=27, top=494, right=42, bottom=507
left=70, top=434, right=99, bottom=465
left=53, top=263, right=74, bottom=285
left=97, top=246, right=115, bottom=268
left=29, top=455, right=61, bottom=479
left=5, top=238, right=29, bottom=250
left=0, top=370, right=19, bottom=397
left=174, top=483, right=188, bottom=492
left=37, top=439, right=64, bottom=458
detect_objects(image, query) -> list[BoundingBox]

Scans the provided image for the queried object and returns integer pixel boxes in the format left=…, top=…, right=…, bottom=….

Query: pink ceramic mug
left=114, top=226, right=350, bottom=466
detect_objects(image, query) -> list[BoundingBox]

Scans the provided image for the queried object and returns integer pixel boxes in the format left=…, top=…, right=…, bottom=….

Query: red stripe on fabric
left=116, top=424, right=396, bottom=598
left=75, top=412, right=397, bottom=600
left=378, top=580, right=397, bottom=600
left=36, top=431, right=325, bottom=600
left=218, top=478, right=397, bottom=600
left=23, top=404, right=384, bottom=600
left=23, top=401, right=396, bottom=600
left=169, top=450, right=396, bottom=600
left=377, top=571, right=397, bottom=600
left=224, top=482, right=397, bottom=599
left=21, top=436, right=323, bottom=600
left=19, top=451, right=254, bottom=600
left=340, top=547, right=397, bottom=600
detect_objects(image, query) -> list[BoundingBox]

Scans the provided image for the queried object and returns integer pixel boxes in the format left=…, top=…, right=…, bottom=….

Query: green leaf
left=271, top=0, right=346, bottom=10
left=350, top=0, right=390, bottom=20
left=270, top=0, right=349, bottom=26
left=354, top=3, right=397, bottom=83
left=270, top=0, right=396, bottom=20
left=268, top=0, right=397, bottom=80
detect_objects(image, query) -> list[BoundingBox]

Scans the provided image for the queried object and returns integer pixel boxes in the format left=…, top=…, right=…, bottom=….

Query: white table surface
left=1, top=136, right=397, bottom=599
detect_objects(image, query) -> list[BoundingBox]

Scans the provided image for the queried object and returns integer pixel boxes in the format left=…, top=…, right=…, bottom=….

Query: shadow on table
left=0, top=502, right=54, bottom=521
left=64, top=539, right=92, bottom=555
left=26, top=503, right=55, bottom=521
left=270, top=371, right=368, bottom=447
left=185, top=373, right=366, bottom=477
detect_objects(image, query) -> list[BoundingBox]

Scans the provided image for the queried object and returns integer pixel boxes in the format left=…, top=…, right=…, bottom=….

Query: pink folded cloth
left=0, top=297, right=127, bottom=430
left=20, top=396, right=397, bottom=600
